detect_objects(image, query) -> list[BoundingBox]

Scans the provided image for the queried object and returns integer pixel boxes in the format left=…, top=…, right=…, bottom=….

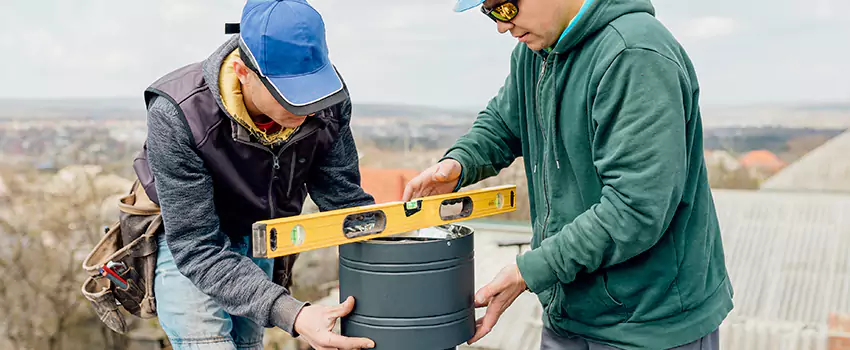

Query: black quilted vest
left=133, top=62, right=339, bottom=238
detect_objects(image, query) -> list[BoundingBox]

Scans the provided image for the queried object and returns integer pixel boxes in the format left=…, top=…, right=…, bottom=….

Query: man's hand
left=402, top=159, right=462, bottom=201
left=467, top=264, right=527, bottom=345
left=294, top=296, right=375, bottom=350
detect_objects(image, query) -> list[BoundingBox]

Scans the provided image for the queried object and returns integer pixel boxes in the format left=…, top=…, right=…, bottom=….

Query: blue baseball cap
left=238, top=0, right=346, bottom=115
left=454, top=0, right=485, bottom=12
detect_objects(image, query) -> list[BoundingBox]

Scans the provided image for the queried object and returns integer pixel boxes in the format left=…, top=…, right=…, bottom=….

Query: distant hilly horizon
left=0, top=97, right=478, bottom=121
left=2, top=97, right=849, bottom=129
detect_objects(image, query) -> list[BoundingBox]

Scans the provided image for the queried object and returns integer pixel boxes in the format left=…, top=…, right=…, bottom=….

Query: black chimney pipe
left=339, top=224, right=476, bottom=350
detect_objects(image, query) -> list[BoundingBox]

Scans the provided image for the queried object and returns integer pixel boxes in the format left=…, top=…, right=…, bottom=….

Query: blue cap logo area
left=239, top=0, right=347, bottom=115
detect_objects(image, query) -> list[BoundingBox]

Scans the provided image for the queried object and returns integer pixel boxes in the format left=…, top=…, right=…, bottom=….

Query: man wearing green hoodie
left=402, top=0, right=733, bottom=349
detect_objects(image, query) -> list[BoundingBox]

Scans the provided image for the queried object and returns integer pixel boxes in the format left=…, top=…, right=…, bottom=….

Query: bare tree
left=0, top=166, right=132, bottom=350
left=706, top=162, right=760, bottom=190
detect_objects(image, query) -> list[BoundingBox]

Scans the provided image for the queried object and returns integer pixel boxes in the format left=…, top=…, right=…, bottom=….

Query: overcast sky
left=1, top=0, right=848, bottom=109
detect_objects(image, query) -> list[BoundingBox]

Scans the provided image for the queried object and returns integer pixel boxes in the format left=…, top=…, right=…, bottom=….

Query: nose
left=496, top=20, right=513, bottom=34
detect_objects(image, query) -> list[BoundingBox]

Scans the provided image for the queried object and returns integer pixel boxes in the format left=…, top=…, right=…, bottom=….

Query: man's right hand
left=402, top=159, right=463, bottom=202
left=293, top=296, right=374, bottom=350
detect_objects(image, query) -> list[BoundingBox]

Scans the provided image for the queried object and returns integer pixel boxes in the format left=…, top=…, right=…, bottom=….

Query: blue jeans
left=541, top=327, right=719, bottom=350
left=154, top=236, right=274, bottom=350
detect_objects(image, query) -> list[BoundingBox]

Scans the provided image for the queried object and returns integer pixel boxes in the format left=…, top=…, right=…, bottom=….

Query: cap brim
left=259, top=62, right=347, bottom=116
left=238, top=37, right=346, bottom=116
left=454, top=0, right=484, bottom=12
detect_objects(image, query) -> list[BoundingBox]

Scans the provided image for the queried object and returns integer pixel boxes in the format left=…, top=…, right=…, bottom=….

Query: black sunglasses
left=481, top=0, right=520, bottom=22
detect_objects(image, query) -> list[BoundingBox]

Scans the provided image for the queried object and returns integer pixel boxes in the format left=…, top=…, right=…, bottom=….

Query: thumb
left=325, top=332, right=375, bottom=349
left=474, top=285, right=495, bottom=308
left=331, top=296, right=356, bottom=318
left=432, top=160, right=462, bottom=182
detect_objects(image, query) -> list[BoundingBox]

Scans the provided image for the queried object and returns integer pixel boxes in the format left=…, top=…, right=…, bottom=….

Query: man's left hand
left=467, top=263, right=527, bottom=345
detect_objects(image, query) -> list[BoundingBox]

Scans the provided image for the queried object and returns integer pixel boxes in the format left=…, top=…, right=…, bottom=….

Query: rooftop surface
left=761, top=131, right=850, bottom=193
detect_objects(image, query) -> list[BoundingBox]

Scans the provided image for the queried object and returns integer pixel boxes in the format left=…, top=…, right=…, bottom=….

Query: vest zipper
left=233, top=125, right=321, bottom=219
left=286, top=151, right=296, bottom=198
left=270, top=156, right=280, bottom=217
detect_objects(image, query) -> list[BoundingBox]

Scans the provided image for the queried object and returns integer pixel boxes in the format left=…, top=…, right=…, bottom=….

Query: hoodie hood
left=552, top=0, right=655, bottom=54
left=202, top=35, right=289, bottom=146
left=200, top=35, right=306, bottom=146
left=202, top=35, right=240, bottom=120
left=544, top=0, right=655, bottom=167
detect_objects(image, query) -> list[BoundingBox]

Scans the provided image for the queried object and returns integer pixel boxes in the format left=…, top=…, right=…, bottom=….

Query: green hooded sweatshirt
left=443, top=1, right=734, bottom=348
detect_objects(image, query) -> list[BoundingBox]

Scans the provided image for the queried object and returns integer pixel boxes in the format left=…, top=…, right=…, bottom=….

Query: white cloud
left=814, top=0, right=833, bottom=20
left=160, top=2, right=200, bottom=22
left=1, top=0, right=847, bottom=107
left=684, top=16, right=739, bottom=39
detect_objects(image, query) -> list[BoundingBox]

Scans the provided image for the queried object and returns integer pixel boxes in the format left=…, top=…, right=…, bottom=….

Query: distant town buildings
left=703, top=148, right=802, bottom=188
left=739, top=149, right=788, bottom=179
left=0, top=120, right=145, bottom=173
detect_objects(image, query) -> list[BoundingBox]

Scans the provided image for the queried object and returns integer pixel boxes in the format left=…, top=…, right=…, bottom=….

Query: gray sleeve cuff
left=269, top=294, right=309, bottom=336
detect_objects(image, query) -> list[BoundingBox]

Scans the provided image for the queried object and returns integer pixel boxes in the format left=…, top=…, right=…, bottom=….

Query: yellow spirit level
left=251, top=185, right=516, bottom=258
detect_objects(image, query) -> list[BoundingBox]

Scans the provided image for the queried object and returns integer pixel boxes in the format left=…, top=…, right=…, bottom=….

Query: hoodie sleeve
left=306, top=98, right=375, bottom=210
left=516, top=48, right=689, bottom=292
left=442, top=51, right=524, bottom=189
left=145, top=96, right=306, bottom=335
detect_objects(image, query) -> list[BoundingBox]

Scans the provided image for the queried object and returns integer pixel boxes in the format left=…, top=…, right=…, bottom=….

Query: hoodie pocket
left=554, top=272, right=629, bottom=327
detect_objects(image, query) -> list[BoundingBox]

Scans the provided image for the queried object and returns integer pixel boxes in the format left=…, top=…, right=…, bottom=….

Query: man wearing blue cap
left=404, top=0, right=732, bottom=349
left=138, top=0, right=376, bottom=349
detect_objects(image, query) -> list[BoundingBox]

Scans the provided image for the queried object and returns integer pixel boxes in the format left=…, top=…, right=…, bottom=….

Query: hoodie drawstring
left=554, top=53, right=560, bottom=170
left=550, top=53, right=562, bottom=170
left=550, top=52, right=578, bottom=171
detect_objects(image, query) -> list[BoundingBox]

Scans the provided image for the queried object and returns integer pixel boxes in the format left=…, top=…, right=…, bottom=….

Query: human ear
left=233, top=59, right=250, bottom=85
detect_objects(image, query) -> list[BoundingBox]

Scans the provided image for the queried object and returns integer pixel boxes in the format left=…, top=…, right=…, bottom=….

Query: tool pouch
left=81, top=179, right=161, bottom=334
left=273, top=253, right=299, bottom=289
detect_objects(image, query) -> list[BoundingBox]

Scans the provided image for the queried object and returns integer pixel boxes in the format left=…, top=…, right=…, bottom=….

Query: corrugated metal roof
left=719, top=319, right=826, bottom=350
left=713, top=190, right=850, bottom=326
left=712, top=190, right=850, bottom=349
left=761, top=131, right=850, bottom=192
